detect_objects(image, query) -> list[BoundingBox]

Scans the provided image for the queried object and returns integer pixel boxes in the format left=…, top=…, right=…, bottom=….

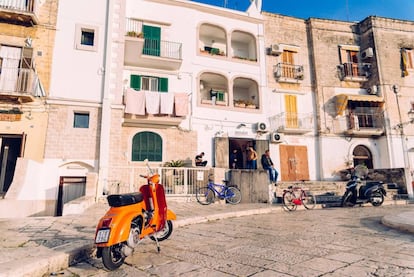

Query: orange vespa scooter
left=95, top=160, right=176, bottom=270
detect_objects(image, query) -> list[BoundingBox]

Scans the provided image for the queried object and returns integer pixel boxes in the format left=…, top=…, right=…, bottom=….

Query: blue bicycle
left=196, top=174, right=242, bottom=205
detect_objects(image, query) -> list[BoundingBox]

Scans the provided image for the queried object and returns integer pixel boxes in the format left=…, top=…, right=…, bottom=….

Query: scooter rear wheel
left=370, top=191, right=384, bottom=206
left=150, top=220, right=173, bottom=242
left=102, top=243, right=125, bottom=270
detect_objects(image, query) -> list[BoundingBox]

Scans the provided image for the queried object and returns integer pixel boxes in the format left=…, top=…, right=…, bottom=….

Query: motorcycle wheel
left=341, top=191, right=355, bottom=207
left=101, top=243, right=125, bottom=271
left=370, top=191, right=384, bottom=207
left=150, top=220, right=173, bottom=242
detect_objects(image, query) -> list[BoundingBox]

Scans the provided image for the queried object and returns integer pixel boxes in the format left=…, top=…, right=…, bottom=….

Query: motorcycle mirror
left=144, top=158, right=149, bottom=164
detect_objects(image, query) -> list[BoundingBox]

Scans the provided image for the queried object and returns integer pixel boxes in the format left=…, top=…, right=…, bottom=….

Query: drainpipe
left=96, top=0, right=113, bottom=200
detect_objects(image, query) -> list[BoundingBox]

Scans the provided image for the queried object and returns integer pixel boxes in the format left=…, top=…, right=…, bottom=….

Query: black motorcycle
left=341, top=167, right=387, bottom=207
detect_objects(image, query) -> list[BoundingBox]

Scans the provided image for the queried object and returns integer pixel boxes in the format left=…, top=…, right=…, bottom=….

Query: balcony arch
left=198, top=23, right=227, bottom=57
left=199, top=72, right=229, bottom=106
left=232, top=77, right=259, bottom=109
left=231, top=30, right=257, bottom=62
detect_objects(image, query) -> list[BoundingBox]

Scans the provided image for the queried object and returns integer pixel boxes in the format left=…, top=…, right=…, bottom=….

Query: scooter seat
left=107, top=192, right=144, bottom=207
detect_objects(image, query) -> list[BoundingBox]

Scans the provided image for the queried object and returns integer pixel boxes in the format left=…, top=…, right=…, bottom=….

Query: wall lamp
left=395, top=109, right=414, bottom=130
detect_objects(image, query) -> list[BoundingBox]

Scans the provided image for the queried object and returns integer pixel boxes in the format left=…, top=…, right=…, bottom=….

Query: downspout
left=97, top=0, right=113, bottom=200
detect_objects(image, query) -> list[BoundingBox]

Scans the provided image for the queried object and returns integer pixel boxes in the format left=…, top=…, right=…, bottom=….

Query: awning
left=335, top=94, right=384, bottom=116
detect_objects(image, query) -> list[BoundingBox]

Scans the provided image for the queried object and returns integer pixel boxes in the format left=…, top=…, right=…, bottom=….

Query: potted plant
left=163, top=160, right=184, bottom=193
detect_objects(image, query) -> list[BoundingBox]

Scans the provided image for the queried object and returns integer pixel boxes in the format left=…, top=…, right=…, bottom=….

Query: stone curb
left=381, top=211, right=414, bottom=234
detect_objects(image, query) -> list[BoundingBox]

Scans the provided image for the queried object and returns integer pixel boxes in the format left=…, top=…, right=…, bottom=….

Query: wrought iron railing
left=0, top=0, right=36, bottom=12
left=273, top=63, right=304, bottom=80
left=339, top=62, right=371, bottom=79
left=0, top=67, right=41, bottom=96
left=269, top=112, right=313, bottom=131
left=328, top=109, right=385, bottom=133
left=125, top=18, right=182, bottom=60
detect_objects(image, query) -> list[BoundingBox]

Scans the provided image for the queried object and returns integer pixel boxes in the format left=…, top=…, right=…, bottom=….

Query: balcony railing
left=0, top=67, right=41, bottom=101
left=273, top=63, right=304, bottom=81
left=143, top=38, right=182, bottom=60
left=269, top=112, right=313, bottom=134
left=338, top=62, right=371, bottom=80
left=125, top=17, right=182, bottom=60
left=0, top=0, right=38, bottom=25
left=329, top=109, right=385, bottom=136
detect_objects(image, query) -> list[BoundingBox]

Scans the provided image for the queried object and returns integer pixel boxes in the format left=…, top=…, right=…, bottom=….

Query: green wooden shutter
left=159, top=77, right=168, bottom=93
left=143, top=25, right=161, bottom=56
left=130, top=75, right=141, bottom=91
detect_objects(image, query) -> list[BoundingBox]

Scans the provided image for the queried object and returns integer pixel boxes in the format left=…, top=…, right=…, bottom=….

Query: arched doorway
left=353, top=145, right=373, bottom=169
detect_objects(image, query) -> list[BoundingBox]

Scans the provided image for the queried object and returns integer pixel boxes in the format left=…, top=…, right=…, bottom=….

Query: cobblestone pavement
left=60, top=205, right=414, bottom=277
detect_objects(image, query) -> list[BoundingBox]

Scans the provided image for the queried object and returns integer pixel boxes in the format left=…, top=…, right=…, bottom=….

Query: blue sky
left=190, top=0, right=414, bottom=22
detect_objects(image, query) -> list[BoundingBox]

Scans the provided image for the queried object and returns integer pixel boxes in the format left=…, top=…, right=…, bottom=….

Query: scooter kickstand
left=153, top=235, right=161, bottom=253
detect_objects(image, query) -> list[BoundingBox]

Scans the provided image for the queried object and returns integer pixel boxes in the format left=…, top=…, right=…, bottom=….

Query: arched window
left=353, top=145, right=373, bottom=169
left=131, top=132, right=162, bottom=162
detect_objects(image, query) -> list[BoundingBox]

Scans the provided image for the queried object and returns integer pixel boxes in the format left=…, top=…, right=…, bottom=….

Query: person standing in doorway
left=247, top=146, right=258, bottom=169
left=261, top=149, right=278, bottom=183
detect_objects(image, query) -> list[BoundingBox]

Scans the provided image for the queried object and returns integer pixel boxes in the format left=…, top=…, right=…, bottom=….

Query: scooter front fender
left=95, top=204, right=143, bottom=247
left=167, top=209, right=176, bottom=220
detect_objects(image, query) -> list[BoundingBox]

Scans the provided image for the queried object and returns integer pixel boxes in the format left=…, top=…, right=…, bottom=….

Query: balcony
left=0, top=0, right=39, bottom=25
left=123, top=89, right=187, bottom=128
left=124, top=18, right=182, bottom=70
left=268, top=112, right=313, bottom=134
left=0, top=67, right=41, bottom=102
left=338, top=62, right=371, bottom=82
left=344, top=110, right=385, bottom=136
left=330, top=109, right=385, bottom=137
left=273, top=63, right=304, bottom=83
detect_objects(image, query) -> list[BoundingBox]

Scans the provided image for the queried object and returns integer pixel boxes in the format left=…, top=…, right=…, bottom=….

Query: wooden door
left=285, top=95, right=298, bottom=128
left=279, top=145, right=309, bottom=181
left=214, top=137, right=229, bottom=168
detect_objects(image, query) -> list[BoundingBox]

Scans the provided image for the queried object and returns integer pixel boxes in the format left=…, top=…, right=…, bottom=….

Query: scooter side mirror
left=144, top=158, right=149, bottom=165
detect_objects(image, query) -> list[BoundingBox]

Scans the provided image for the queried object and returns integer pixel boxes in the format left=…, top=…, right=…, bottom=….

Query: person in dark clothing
left=195, top=152, right=207, bottom=166
left=261, top=149, right=278, bottom=183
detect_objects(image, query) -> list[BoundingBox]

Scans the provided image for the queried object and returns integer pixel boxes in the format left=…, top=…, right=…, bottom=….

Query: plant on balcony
left=234, top=99, right=246, bottom=108
left=126, top=31, right=143, bottom=38
left=163, top=159, right=184, bottom=167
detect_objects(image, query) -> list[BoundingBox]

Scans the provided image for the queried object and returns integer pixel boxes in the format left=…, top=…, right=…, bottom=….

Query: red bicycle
left=282, top=181, right=316, bottom=211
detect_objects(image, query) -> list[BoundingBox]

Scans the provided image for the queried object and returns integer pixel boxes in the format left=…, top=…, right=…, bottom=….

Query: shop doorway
left=353, top=145, right=373, bottom=169
left=214, top=137, right=268, bottom=169
left=0, top=134, right=24, bottom=194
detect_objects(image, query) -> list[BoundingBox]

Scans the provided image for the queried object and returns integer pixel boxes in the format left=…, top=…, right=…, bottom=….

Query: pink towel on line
left=174, top=93, right=188, bottom=116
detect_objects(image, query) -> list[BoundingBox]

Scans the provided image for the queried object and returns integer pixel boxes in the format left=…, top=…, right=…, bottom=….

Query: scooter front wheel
left=341, top=191, right=355, bottom=207
left=101, top=243, right=125, bottom=270
left=150, top=220, right=173, bottom=242
left=370, top=191, right=384, bottom=206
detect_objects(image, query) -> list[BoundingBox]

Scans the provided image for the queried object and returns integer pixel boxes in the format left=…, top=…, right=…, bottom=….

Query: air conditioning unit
left=270, top=44, right=283, bottom=56
left=367, top=85, right=378, bottom=95
left=361, top=47, right=374, bottom=59
left=270, top=132, right=284, bottom=143
left=256, top=122, right=268, bottom=132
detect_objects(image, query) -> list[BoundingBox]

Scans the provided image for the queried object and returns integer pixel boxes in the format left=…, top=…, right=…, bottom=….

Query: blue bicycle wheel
left=196, top=186, right=215, bottom=205
left=225, top=186, right=241, bottom=204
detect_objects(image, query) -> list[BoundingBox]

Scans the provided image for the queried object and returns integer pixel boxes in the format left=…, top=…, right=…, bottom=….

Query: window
left=73, top=112, right=89, bottom=128
left=81, top=30, right=95, bottom=46
left=130, top=75, right=168, bottom=92
left=402, top=48, right=413, bottom=77
left=75, top=24, right=99, bottom=51
left=131, top=132, right=162, bottom=162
